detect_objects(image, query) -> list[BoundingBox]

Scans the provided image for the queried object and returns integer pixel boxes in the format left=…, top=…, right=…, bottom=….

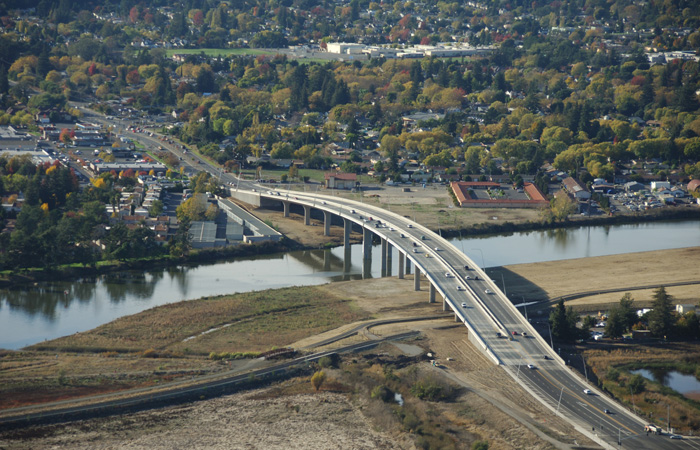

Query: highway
left=61, top=109, right=692, bottom=448
left=252, top=189, right=693, bottom=450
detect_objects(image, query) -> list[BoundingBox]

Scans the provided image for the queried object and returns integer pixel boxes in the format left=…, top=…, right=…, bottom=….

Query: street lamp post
left=498, top=272, right=507, bottom=295
left=471, top=248, right=485, bottom=270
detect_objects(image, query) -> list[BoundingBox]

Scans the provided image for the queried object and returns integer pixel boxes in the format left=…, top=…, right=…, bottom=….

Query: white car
left=412, top=248, right=419, bottom=253
left=527, top=364, right=536, bottom=370
left=407, top=224, right=413, bottom=228
left=465, top=276, right=472, bottom=280
left=445, top=272, right=453, bottom=278
left=484, top=289, right=492, bottom=294
left=583, top=389, right=592, bottom=395
left=461, top=302, right=467, bottom=308
left=434, top=247, right=440, bottom=251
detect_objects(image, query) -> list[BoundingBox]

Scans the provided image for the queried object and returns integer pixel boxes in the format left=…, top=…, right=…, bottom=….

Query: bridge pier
left=443, top=295, right=447, bottom=311
left=323, top=211, right=332, bottom=236
left=405, top=258, right=411, bottom=275
left=303, top=205, right=311, bottom=225
left=344, top=245, right=351, bottom=275
left=343, top=218, right=352, bottom=248
left=380, top=239, right=387, bottom=277
left=398, top=252, right=404, bottom=279
left=362, top=257, right=372, bottom=279
left=414, top=268, right=420, bottom=291
left=386, top=242, right=393, bottom=277
left=429, top=283, right=436, bottom=303
left=323, top=250, right=331, bottom=271
left=362, top=228, right=372, bottom=261
left=282, top=201, right=290, bottom=218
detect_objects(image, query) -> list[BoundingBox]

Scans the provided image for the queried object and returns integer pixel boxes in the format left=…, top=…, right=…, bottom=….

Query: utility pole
left=556, top=386, right=564, bottom=415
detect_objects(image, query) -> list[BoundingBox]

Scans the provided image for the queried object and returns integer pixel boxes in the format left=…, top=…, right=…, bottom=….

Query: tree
left=628, top=374, right=646, bottom=394
left=549, top=300, right=580, bottom=342
left=311, top=370, right=326, bottom=391
left=549, top=194, right=576, bottom=221
left=648, top=286, right=674, bottom=339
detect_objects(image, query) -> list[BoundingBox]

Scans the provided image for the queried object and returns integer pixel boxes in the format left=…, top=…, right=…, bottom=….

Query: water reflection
left=1, top=219, right=699, bottom=349
left=631, top=368, right=700, bottom=398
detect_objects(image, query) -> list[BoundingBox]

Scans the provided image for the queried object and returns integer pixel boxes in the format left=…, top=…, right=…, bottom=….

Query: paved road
left=255, top=190, right=693, bottom=450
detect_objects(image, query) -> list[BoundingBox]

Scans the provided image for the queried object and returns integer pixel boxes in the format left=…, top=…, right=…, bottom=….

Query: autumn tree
left=311, top=370, right=326, bottom=391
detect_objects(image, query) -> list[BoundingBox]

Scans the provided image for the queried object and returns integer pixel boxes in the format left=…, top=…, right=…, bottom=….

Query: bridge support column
left=323, top=249, right=331, bottom=271
left=406, top=258, right=411, bottom=275
left=343, top=218, right=352, bottom=248
left=323, top=211, right=332, bottom=236
left=343, top=246, right=351, bottom=276
left=386, top=243, right=393, bottom=277
left=455, top=313, right=460, bottom=322
left=398, top=253, right=404, bottom=279
left=362, top=257, right=372, bottom=279
left=283, top=201, right=290, bottom=218
left=429, top=283, right=436, bottom=304
left=414, top=268, right=420, bottom=291
left=380, top=239, right=387, bottom=277
left=362, top=228, right=372, bottom=261
left=303, top=205, right=311, bottom=225
left=443, top=295, right=447, bottom=311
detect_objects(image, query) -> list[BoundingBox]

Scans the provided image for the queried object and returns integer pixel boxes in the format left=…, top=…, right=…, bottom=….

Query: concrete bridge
left=230, top=187, right=669, bottom=450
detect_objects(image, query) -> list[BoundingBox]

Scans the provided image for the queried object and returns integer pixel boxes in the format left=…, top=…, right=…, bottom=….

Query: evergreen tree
left=648, top=286, right=674, bottom=338
left=0, top=65, right=8, bottom=95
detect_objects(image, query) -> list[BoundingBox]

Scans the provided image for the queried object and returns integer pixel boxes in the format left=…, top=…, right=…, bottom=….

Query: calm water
left=631, top=368, right=700, bottom=398
left=1, top=219, right=698, bottom=349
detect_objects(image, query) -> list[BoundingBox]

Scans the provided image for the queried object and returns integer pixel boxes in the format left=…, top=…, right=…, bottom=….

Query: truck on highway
left=644, top=424, right=662, bottom=434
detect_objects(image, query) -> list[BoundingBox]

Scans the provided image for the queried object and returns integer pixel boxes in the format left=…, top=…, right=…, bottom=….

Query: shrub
left=311, top=370, right=326, bottom=391
left=471, top=441, right=489, bottom=450
left=142, top=348, right=159, bottom=358
left=607, top=367, right=620, bottom=381
left=411, top=376, right=453, bottom=401
left=628, top=374, right=646, bottom=394
left=371, top=385, right=393, bottom=402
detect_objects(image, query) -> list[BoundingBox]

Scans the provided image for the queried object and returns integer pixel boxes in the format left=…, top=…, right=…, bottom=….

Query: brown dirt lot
left=497, top=246, right=700, bottom=307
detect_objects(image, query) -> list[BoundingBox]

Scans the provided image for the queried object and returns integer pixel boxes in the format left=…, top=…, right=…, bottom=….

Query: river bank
left=3, top=199, right=697, bottom=290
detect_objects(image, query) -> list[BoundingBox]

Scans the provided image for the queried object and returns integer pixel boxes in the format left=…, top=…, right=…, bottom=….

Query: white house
left=651, top=181, right=671, bottom=190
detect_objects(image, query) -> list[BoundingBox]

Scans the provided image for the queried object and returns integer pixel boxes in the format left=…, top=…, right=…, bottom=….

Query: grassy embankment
left=1, top=285, right=370, bottom=410
left=585, top=344, right=700, bottom=432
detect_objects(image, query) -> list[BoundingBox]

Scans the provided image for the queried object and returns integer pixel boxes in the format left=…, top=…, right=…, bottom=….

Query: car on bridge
left=527, top=364, right=536, bottom=369
left=445, top=272, right=453, bottom=278
left=456, top=285, right=465, bottom=291
left=485, top=289, right=492, bottom=294
left=461, top=302, right=467, bottom=308
left=583, top=389, right=592, bottom=395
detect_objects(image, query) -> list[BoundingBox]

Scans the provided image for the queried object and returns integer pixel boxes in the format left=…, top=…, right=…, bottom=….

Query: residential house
left=325, top=172, right=358, bottom=190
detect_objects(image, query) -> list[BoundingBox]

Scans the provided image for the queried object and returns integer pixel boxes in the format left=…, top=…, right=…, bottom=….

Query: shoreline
left=1, top=207, right=698, bottom=289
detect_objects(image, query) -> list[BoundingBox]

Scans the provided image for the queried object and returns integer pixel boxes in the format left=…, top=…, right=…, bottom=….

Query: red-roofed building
left=325, top=172, right=358, bottom=190
left=450, top=182, right=548, bottom=208
left=688, top=179, right=700, bottom=193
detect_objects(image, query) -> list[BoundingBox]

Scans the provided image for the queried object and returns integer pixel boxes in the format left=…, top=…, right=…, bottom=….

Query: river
left=1, top=219, right=698, bottom=349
